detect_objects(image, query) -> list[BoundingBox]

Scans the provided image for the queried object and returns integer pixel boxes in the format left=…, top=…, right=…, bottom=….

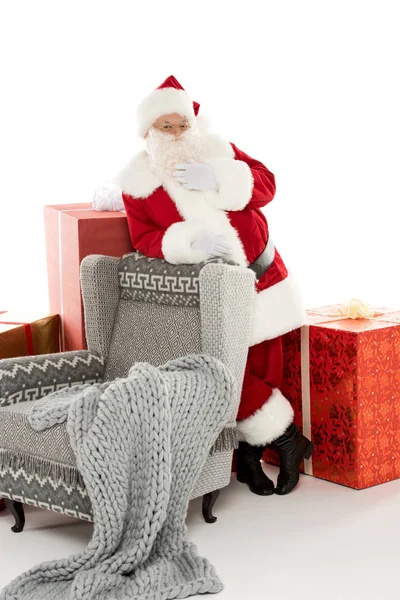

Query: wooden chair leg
left=202, top=489, right=220, bottom=524
left=5, top=499, right=25, bottom=533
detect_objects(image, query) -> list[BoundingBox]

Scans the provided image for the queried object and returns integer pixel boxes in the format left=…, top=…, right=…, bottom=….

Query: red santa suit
left=111, top=76, right=307, bottom=447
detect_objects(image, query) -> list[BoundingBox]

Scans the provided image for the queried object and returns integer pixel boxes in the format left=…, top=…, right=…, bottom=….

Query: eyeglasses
left=153, top=122, right=190, bottom=133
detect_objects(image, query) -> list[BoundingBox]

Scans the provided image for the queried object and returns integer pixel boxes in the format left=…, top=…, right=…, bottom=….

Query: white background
left=0, top=0, right=399, bottom=312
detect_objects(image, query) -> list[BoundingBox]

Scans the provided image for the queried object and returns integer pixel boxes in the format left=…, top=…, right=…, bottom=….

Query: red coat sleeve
left=122, top=193, right=165, bottom=259
left=230, top=143, right=276, bottom=209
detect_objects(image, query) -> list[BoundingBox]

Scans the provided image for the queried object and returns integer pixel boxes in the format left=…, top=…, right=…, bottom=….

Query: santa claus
left=93, top=75, right=313, bottom=496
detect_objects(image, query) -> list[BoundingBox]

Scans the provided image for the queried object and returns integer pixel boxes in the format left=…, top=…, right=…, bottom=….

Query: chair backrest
left=80, top=252, right=255, bottom=420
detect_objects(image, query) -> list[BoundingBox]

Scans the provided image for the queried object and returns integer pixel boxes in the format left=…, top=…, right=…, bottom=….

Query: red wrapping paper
left=263, top=306, right=400, bottom=489
left=44, top=203, right=133, bottom=351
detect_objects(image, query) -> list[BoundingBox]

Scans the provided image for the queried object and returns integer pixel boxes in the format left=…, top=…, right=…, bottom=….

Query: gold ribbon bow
left=338, top=298, right=376, bottom=319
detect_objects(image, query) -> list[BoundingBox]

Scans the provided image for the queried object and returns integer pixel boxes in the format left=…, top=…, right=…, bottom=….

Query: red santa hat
left=136, top=75, right=200, bottom=137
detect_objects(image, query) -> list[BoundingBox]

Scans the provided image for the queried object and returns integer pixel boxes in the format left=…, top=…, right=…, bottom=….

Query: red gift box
left=44, top=203, right=133, bottom=352
left=0, top=311, right=60, bottom=359
left=264, top=305, right=400, bottom=489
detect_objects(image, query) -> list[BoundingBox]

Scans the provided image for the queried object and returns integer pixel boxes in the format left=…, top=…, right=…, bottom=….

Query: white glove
left=92, top=182, right=125, bottom=211
left=173, top=161, right=218, bottom=191
left=191, top=231, right=231, bottom=259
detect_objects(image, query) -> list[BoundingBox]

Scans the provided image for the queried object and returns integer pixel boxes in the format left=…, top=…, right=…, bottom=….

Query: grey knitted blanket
left=1, top=355, right=235, bottom=600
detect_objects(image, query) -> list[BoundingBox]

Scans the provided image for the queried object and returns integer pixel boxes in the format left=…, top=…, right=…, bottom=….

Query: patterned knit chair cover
left=0, top=252, right=254, bottom=523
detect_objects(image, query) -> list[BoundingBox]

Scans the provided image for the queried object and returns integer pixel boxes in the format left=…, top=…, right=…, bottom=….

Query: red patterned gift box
left=263, top=305, right=400, bottom=489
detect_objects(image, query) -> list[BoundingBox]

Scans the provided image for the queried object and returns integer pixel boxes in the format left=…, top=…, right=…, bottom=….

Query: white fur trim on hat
left=249, top=273, right=307, bottom=346
left=137, top=88, right=196, bottom=137
left=161, top=221, right=209, bottom=264
left=237, top=388, right=294, bottom=446
left=206, top=158, right=254, bottom=211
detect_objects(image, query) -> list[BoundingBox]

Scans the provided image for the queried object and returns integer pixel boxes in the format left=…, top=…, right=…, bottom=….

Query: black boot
left=270, top=423, right=314, bottom=495
left=236, top=442, right=275, bottom=496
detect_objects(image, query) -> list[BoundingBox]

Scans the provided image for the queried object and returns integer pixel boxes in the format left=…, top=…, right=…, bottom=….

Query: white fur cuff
left=249, top=274, right=307, bottom=346
left=206, top=158, right=254, bottom=211
left=237, top=388, right=294, bottom=446
left=162, top=221, right=208, bottom=264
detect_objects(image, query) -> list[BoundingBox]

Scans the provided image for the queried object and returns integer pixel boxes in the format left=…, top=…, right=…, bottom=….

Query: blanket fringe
left=0, top=430, right=237, bottom=482
left=0, top=431, right=238, bottom=492
left=210, top=426, right=238, bottom=455
left=0, top=450, right=85, bottom=488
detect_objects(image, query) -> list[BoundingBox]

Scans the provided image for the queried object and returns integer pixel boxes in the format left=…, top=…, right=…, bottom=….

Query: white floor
left=1, top=464, right=400, bottom=600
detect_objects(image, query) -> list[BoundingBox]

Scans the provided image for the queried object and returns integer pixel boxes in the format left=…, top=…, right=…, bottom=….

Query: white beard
left=145, top=128, right=208, bottom=182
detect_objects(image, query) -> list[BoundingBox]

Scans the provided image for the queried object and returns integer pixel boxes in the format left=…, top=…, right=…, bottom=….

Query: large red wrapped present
left=44, top=203, right=133, bottom=351
left=0, top=311, right=60, bottom=359
left=264, top=304, right=400, bottom=489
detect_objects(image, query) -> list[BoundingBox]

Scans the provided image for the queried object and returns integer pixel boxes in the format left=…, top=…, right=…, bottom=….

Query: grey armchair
left=0, top=252, right=254, bottom=532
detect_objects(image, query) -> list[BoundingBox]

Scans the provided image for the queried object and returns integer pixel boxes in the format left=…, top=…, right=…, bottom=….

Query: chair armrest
left=80, top=254, right=121, bottom=360
left=200, top=262, right=255, bottom=423
left=0, top=350, right=104, bottom=407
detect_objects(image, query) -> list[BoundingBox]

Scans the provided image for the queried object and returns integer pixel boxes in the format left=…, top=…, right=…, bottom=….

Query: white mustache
left=146, top=127, right=197, bottom=148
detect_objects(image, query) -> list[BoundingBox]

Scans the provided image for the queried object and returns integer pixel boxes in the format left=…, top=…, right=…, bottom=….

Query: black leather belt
left=248, top=236, right=275, bottom=280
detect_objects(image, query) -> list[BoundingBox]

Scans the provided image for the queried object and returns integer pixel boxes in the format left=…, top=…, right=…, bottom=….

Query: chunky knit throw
left=1, top=355, right=235, bottom=600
